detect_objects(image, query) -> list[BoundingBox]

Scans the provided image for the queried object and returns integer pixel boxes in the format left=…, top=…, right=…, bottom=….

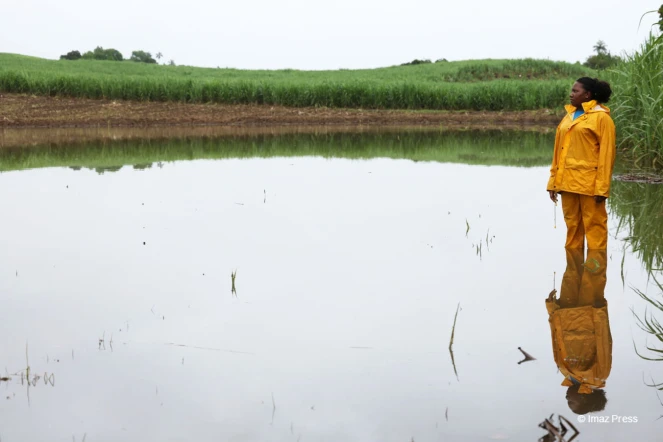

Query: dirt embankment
left=0, top=93, right=562, bottom=129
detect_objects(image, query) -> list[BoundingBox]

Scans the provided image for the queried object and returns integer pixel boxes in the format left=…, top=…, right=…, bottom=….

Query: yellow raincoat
left=546, top=249, right=612, bottom=394
left=547, top=100, right=616, bottom=197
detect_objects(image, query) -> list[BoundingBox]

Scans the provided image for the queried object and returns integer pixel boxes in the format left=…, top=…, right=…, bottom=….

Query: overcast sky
left=2, top=0, right=660, bottom=70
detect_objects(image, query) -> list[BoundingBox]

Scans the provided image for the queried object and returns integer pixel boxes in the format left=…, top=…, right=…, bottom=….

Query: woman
left=547, top=77, right=616, bottom=250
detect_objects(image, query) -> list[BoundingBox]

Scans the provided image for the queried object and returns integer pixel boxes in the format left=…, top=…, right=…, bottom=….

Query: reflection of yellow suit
left=546, top=249, right=612, bottom=394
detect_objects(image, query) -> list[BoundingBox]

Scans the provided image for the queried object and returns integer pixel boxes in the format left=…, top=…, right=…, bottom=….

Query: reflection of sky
left=0, top=158, right=660, bottom=441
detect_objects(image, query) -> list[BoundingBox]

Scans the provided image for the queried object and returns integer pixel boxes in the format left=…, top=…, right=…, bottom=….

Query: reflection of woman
left=546, top=248, right=612, bottom=414
left=547, top=78, right=616, bottom=250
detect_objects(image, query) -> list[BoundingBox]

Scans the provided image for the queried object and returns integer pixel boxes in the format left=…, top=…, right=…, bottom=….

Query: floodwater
left=0, top=128, right=662, bottom=442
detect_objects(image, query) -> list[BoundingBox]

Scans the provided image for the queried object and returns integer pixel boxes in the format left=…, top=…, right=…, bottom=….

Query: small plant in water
left=231, top=270, right=237, bottom=297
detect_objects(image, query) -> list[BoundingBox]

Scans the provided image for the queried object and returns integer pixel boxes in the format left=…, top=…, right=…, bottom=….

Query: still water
left=0, top=128, right=661, bottom=442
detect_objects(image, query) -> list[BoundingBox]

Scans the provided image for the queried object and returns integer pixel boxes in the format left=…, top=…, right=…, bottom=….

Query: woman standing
left=547, top=77, right=616, bottom=250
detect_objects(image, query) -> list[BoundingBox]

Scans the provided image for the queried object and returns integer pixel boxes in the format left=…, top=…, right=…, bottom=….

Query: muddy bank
left=0, top=93, right=561, bottom=129
left=614, top=174, right=663, bottom=184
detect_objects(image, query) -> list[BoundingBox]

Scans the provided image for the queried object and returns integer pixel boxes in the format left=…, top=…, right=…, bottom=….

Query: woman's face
left=570, top=82, right=592, bottom=108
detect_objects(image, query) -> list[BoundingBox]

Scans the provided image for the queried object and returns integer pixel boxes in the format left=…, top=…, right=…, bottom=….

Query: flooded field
left=0, top=128, right=662, bottom=442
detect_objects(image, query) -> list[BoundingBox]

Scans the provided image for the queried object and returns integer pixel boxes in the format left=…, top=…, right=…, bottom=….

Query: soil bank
left=0, top=93, right=562, bottom=129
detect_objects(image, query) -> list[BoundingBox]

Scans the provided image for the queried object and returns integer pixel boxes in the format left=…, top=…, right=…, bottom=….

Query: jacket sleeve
left=546, top=125, right=562, bottom=191
left=594, top=114, right=616, bottom=197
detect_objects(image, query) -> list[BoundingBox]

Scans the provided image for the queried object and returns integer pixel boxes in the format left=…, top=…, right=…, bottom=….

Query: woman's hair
left=576, top=77, right=613, bottom=103
left=566, top=385, right=608, bottom=414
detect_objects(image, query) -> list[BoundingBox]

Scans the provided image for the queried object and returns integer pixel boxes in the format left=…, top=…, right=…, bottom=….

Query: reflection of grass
left=632, top=276, right=663, bottom=365
left=614, top=179, right=663, bottom=394
left=0, top=130, right=555, bottom=173
left=610, top=180, right=663, bottom=271
left=632, top=273, right=663, bottom=398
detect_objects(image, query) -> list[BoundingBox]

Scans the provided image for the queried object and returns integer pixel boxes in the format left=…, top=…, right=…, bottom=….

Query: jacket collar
left=564, top=100, right=611, bottom=115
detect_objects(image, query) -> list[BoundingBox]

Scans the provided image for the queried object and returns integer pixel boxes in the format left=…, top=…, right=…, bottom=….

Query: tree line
left=60, top=47, right=174, bottom=65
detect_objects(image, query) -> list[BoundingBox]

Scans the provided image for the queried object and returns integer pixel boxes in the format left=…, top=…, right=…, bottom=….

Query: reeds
left=610, top=33, right=663, bottom=170
left=0, top=54, right=591, bottom=111
left=0, top=71, right=571, bottom=110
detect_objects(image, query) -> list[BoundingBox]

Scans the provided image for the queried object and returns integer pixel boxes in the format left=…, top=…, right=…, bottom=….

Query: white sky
left=2, top=0, right=660, bottom=70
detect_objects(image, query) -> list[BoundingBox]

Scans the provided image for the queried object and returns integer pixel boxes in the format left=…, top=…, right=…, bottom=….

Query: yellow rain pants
left=546, top=248, right=612, bottom=394
left=561, top=192, right=608, bottom=250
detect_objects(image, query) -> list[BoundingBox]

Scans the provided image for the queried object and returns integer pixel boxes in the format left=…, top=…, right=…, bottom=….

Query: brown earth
left=0, top=93, right=562, bottom=129
left=614, top=174, right=663, bottom=184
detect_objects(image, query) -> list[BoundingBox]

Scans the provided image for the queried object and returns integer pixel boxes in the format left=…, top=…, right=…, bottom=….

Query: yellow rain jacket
left=547, top=100, right=616, bottom=198
left=546, top=249, right=612, bottom=394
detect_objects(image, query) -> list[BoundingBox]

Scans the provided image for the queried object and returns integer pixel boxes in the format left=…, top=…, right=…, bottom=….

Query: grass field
left=0, top=53, right=593, bottom=111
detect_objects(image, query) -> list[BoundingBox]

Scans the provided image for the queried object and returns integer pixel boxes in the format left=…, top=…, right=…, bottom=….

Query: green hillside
left=0, top=53, right=594, bottom=111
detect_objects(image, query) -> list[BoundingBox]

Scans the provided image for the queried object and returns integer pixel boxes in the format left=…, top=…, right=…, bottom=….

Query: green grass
left=631, top=276, right=663, bottom=364
left=0, top=53, right=594, bottom=111
left=610, top=179, right=663, bottom=272
left=609, top=33, right=663, bottom=170
left=0, top=129, right=555, bottom=173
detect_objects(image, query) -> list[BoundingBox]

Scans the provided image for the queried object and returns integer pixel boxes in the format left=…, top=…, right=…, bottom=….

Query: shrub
left=130, top=51, right=157, bottom=64
left=81, top=46, right=124, bottom=61
left=401, top=59, right=432, bottom=66
left=584, top=53, right=621, bottom=70
left=59, top=50, right=82, bottom=61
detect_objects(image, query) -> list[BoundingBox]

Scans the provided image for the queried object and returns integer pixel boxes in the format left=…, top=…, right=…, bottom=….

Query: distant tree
left=156, top=52, right=163, bottom=62
left=401, top=59, right=432, bottom=66
left=81, top=46, right=123, bottom=61
left=106, top=48, right=123, bottom=61
left=130, top=50, right=157, bottom=64
left=584, top=40, right=621, bottom=70
left=168, top=59, right=176, bottom=66
left=435, top=58, right=448, bottom=63
left=60, top=50, right=82, bottom=60
left=593, top=40, right=607, bottom=55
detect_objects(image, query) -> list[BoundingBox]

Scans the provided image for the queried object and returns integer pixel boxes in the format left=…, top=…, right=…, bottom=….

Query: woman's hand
left=594, top=196, right=607, bottom=203
left=549, top=191, right=558, bottom=203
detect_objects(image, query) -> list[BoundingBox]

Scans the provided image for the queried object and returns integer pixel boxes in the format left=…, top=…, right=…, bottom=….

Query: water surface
left=1, top=129, right=661, bottom=442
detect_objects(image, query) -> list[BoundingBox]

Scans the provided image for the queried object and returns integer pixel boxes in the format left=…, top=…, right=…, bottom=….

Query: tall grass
left=0, top=70, right=571, bottom=111
left=0, top=53, right=593, bottom=111
left=452, top=59, right=590, bottom=82
left=0, top=129, right=555, bottom=173
left=610, top=33, right=663, bottom=170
